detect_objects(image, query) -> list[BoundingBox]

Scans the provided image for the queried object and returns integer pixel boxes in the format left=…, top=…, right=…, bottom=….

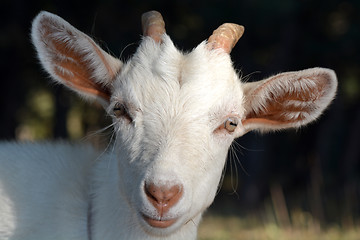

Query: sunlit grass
left=198, top=213, right=360, bottom=240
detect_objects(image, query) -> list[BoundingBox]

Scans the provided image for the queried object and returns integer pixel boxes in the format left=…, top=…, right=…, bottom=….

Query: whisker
left=229, top=147, right=235, bottom=191
left=106, top=130, right=119, bottom=170
left=231, top=141, right=250, bottom=177
left=229, top=146, right=239, bottom=198
left=240, top=70, right=262, bottom=83
left=82, top=122, right=117, bottom=141
left=93, top=130, right=116, bottom=165
left=188, top=218, right=197, bottom=228
left=80, top=122, right=117, bottom=164
left=119, top=42, right=138, bottom=60
left=216, top=155, right=227, bottom=196
left=191, top=219, right=197, bottom=227
left=232, top=139, right=263, bottom=153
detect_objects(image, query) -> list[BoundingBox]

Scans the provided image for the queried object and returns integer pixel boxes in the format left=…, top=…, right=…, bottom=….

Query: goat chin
left=0, top=10, right=337, bottom=240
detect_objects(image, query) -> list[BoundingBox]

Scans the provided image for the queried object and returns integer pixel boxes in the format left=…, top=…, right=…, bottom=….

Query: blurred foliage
left=16, top=88, right=55, bottom=140
left=1, top=0, right=359, bottom=235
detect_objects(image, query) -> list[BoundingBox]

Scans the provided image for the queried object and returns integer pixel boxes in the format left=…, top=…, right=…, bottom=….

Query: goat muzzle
left=143, top=182, right=183, bottom=228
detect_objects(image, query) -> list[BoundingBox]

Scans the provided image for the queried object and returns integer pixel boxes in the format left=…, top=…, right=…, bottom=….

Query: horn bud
left=141, top=11, right=165, bottom=43
left=207, top=23, right=244, bottom=53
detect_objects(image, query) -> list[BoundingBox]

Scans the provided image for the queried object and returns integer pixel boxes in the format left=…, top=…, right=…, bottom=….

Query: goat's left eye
left=224, top=117, right=238, bottom=132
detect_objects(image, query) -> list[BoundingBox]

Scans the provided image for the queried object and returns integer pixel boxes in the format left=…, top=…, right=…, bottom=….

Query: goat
left=0, top=10, right=337, bottom=240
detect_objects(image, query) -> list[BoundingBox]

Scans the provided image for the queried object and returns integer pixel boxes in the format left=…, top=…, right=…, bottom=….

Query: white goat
left=0, top=10, right=337, bottom=240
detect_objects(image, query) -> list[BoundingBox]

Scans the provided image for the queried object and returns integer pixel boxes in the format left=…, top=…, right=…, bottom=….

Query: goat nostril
left=144, top=183, right=183, bottom=215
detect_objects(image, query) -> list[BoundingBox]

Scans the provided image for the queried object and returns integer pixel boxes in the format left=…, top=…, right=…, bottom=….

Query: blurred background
left=1, top=0, right=359, bottom=239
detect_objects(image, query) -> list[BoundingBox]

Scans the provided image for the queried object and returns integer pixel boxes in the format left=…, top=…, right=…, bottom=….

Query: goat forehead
left=112, top=36, right=244, bottom=160
left=114, top=35, right=242, bottom=112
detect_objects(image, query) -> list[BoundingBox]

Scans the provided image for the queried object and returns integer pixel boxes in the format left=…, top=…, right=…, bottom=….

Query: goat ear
left=31, top=11, right=122, bottom=107
left=240, top=68, right=337, bottom=134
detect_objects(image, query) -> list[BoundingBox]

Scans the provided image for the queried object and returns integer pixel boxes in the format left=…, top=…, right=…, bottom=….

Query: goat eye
left=224, top=117, right=238, bottom=132
left=113, top=103, right=127, bottom=118
left=113, top=103, right=134, bottom=123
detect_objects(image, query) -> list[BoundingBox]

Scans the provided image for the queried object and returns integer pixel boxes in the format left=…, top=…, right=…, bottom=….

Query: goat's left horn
left=141, top=11, right=165, bottom=43
left=207, top=23, right=245, bottom=53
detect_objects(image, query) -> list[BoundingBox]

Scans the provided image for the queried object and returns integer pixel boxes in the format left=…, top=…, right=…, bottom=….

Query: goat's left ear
left=31, top=11, right=123, bottom=107
left=239, top=68, right=337, bottom=134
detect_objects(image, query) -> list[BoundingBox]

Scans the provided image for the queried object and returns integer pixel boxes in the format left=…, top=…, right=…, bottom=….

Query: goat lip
left=142, top=214, right=177, bottom=228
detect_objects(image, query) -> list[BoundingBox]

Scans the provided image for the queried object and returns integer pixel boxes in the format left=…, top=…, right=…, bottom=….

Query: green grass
left=198, top=214, right=360, bottom=240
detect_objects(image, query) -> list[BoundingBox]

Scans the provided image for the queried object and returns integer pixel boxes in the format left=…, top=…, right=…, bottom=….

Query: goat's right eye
left=112, top=102, right=130, bottom=118
left=113, top=103, right=126, bottom=117
left=112, top=103, right=134, bottom=123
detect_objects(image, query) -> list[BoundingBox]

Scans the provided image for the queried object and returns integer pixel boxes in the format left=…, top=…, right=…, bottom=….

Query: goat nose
left=144, top=182, right=183, bottom=216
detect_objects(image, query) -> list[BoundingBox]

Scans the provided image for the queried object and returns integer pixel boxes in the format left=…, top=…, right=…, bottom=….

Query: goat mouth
left=142, top=214, right=177, bottom=228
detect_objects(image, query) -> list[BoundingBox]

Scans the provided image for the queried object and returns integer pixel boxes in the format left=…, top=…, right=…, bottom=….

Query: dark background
left=1, top=0, right=359, bottom=228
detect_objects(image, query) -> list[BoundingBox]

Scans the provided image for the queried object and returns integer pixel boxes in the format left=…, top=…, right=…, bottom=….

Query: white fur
left=0, top=12, right=337, bottom=240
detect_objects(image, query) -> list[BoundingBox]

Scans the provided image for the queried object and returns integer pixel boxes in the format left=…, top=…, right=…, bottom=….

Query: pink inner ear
left=242, top=118, right=285, bottom=126
left=243, top=74, right=329, bottom=127
left=53, top=67, right=111, bottom=102
left=39, top=18, right=112, bottom=102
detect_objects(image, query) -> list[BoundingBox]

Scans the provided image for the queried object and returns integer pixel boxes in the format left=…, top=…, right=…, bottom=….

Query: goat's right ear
left=31, top=11, right=122, bottom=107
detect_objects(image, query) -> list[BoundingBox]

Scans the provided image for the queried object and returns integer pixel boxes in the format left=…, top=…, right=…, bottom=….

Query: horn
left=207, top=23, right=244, bottom=53
left=141, top=11, right=165, bottom=43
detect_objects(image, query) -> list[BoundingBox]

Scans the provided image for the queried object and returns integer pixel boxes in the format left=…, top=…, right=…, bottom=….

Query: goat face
left=31, top=10, right=337, bottom=238
left=109, top=36, right=244, bottom=235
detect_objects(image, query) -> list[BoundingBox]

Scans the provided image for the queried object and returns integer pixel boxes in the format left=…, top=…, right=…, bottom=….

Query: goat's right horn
left=141, top=11, right=165, bottom=43
left=207, top=23, right=244, bottom=53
